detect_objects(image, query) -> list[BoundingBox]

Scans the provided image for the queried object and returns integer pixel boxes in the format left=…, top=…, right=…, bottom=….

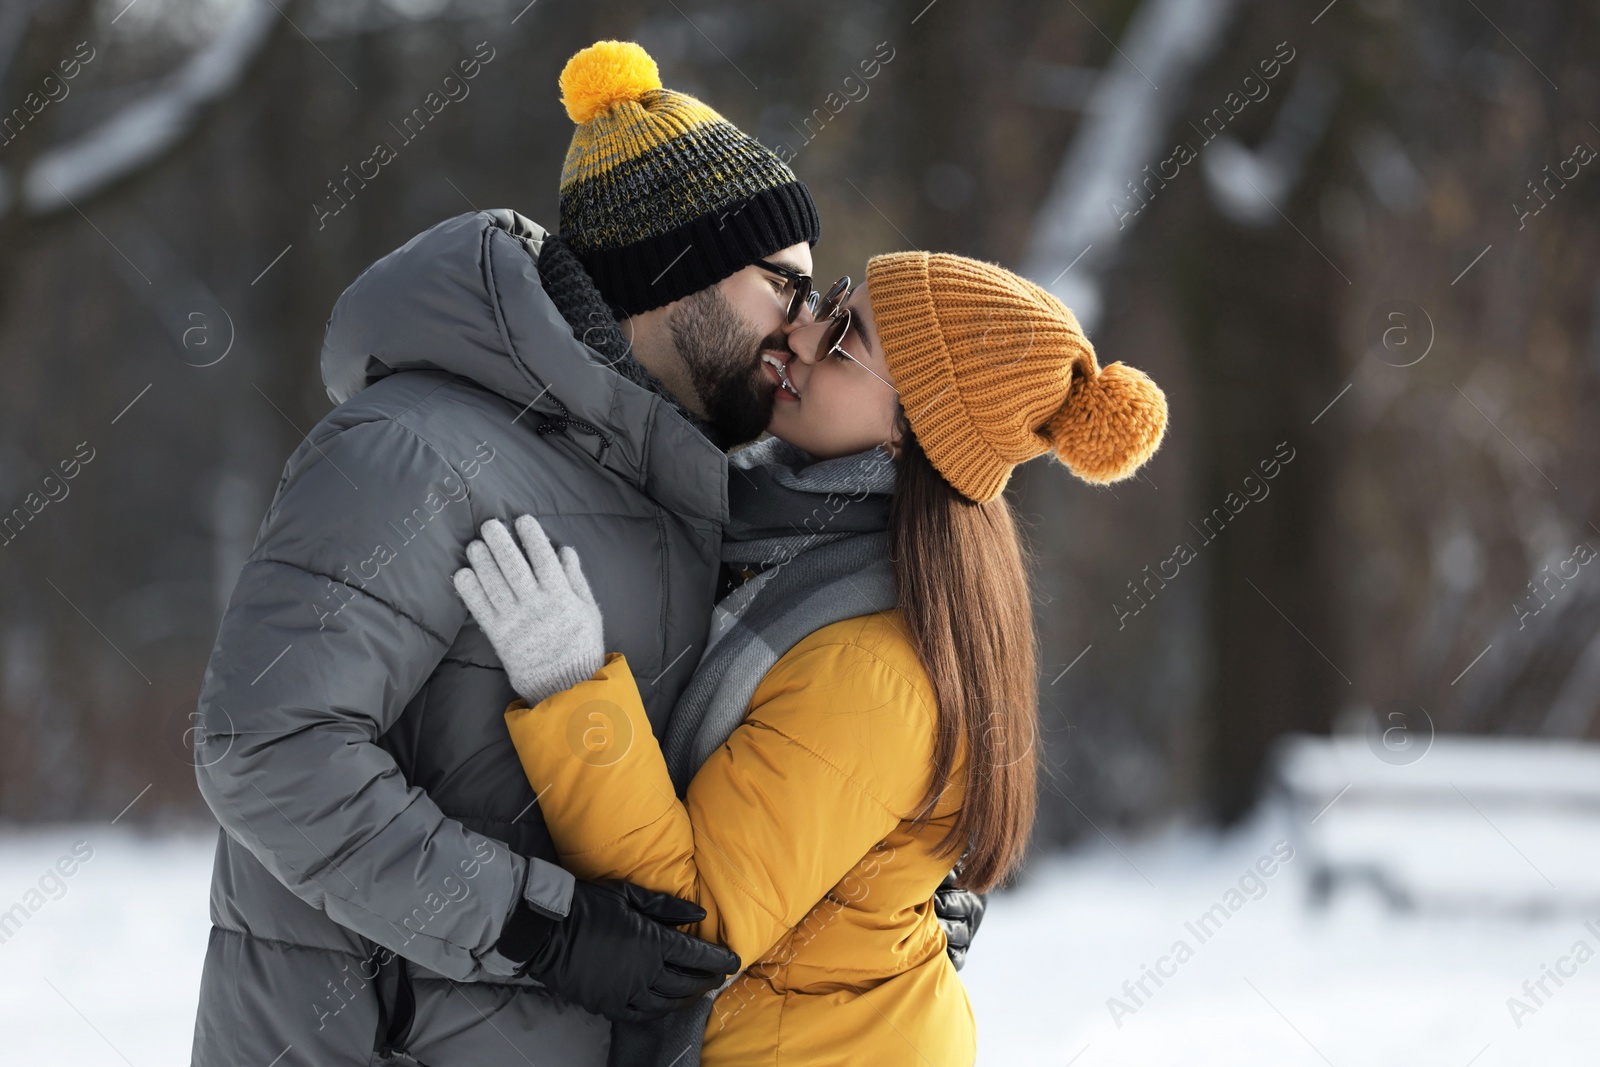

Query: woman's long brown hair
left=890, top=419, right=1038, bottom=893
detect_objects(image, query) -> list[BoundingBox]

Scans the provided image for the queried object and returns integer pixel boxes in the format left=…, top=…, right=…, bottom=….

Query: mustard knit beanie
left=557, top=41, right=820, bottom=316
left=866, top=252, right=1168, bottom=503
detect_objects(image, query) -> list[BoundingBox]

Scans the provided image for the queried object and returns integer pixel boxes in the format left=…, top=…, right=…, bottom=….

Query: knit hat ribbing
left=556, top=41, right=820, bottom=317
left=866, top=252, right=1168, bottom=503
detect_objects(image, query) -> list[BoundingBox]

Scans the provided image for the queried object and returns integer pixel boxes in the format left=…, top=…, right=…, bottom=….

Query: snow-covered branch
left=1, top=0, right=275, bottom=219
left=1020, top=0, right=1243, bottom=332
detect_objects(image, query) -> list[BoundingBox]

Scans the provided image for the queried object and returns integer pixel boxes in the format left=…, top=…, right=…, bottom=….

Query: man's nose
left=783, top=298, right=816, bottom=332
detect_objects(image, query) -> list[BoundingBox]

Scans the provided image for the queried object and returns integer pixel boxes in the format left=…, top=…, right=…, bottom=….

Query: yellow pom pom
left=559, top=41, right=663, bottom=124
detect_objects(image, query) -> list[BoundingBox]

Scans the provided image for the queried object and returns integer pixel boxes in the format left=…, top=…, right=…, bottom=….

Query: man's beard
left=667, top=286, right=782, bottom=448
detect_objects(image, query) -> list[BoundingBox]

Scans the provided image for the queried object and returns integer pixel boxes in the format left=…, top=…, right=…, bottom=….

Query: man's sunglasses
left=755, top=260, right=851, bottom=324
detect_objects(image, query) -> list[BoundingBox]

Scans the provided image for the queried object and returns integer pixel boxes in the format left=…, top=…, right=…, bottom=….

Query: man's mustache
left=753, top=331, right=791, bottom=363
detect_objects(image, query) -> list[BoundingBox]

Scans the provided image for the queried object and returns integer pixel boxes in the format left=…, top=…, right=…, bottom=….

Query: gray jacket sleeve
left=194, top=414, right=573, bottom=981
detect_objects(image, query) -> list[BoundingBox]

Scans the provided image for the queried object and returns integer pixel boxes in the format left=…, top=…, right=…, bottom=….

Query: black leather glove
left=933, top=870, right=987, bottom=972
left=495, top=878, right=741, bottom=1022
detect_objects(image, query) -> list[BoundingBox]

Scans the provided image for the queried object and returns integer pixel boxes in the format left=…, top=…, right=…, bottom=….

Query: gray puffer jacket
left=190, top=210, right=727, bottom=1067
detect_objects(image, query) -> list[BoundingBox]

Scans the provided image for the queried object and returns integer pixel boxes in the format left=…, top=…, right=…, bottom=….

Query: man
left=191, top=41, right=975, bottom=1067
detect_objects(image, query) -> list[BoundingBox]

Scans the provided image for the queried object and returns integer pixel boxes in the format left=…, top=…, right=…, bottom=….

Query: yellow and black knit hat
left=557, top=41, right=820, bottom=317
left=867, top=252, right=1169, bottom=504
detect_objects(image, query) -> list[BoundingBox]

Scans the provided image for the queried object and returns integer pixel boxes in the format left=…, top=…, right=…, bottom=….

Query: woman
left=454, top=252, right=1168, bottom=1065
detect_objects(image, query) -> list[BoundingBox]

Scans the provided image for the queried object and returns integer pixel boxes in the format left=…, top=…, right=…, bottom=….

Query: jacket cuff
left=522, top=855, right=575, bottom=919
left=484, top=856, right=575, bottom=970
left=478, top=941, right=528, bottom=977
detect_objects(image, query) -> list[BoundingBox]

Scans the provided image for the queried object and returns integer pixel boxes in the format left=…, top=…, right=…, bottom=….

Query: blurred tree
left=0, top=0, right=1594, bottom=864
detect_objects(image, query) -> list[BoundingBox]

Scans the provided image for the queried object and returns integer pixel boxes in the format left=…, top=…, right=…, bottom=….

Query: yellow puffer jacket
left=503, top=609, right=975, bottom=1066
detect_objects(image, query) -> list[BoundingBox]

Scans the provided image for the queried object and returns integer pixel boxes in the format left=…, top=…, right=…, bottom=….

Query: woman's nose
left=786, top=320, right=823, bottom=364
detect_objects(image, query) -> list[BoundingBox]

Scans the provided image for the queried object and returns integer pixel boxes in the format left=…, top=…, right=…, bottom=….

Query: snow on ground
left=962, top=813, right=1597, bottom=1066
left=0, top=825, right=214, bottom=1066
left=0, top=813, right=1593, bottom=1065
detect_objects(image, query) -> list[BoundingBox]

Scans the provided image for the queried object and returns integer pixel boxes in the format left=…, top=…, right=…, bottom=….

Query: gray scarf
left=608, top=437, right=899, bottom=1067
left=663, top=437, right=899, bottom=789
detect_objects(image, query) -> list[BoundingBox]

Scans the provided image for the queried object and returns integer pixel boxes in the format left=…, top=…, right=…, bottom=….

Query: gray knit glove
left=453, top=516, right=606, bottom=705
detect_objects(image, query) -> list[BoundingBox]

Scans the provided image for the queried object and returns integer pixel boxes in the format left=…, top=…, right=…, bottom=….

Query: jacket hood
left=320, top=209, right=725, bottom=523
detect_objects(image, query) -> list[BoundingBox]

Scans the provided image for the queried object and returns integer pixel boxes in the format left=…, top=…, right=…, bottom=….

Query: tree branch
left=0, top=0, right=277, bottom=221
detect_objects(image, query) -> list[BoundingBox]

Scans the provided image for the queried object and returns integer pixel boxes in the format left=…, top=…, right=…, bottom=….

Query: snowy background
left=3, top=792, right=1595, bottom=1066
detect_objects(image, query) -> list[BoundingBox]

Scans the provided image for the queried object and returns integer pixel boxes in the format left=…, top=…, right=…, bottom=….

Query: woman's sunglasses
left=807, top=277, right=898, bottom=393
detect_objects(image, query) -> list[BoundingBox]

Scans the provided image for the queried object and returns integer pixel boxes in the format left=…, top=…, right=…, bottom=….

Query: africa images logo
left=565, top=699, right=633, bottom=767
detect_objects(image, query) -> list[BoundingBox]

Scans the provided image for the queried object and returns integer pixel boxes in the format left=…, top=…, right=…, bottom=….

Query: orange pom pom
left=1045, top=362, right=1169, bottom=484
left=559, top=41, right=663, bottom=124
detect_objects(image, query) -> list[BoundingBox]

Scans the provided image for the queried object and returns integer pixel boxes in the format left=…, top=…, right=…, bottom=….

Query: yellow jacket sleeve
left=503, top=642, right=938, bottom=969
